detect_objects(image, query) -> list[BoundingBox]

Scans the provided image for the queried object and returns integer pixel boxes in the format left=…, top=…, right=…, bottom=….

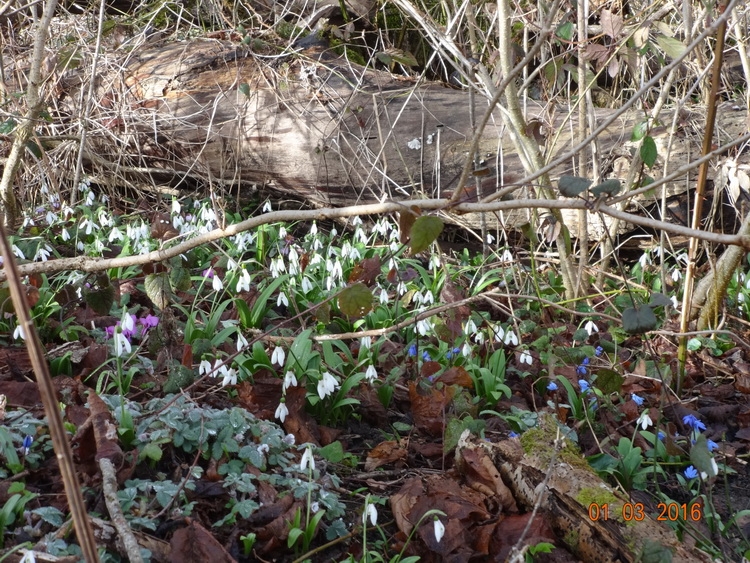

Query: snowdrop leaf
left=145, top=272, right=172, bottom=310
left=338, top=283, right=373, bottom=317
left=622, top=305, right=658, bottom=334
left=410, top=216, right=443, bottom=254
left=557, top=175, right=592, bottom=197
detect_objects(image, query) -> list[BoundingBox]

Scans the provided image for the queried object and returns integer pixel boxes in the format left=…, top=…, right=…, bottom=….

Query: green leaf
left=145, top=272, right=172, bottom=310
left=0, top=118, right=16, bottom=134
left=557, top=175, right=592, bottom=197
left=410, top=215, right=443, bottom=254
left=386, top=48, right=418, bottom=67
left=596, top=369, right=624, bottom=395
left=556, top=21, right=574, bottom=41
left=639, top=539, right=674, bottom=563
left=169, top=265, right=192, bottom=292
left=83, top=278, right=115, bottom=315
left=238, top=83, right=250, bottom=97
left=656, top=34, right=687, bottom=60
left=375, top=51, right=393, bottom=66
left=648, top=292, right=673, bottom=308
left=690, top=433, right=718, bottom=478
left=338, top=282, right=373, bottom=317
left=622, top=305, right=658, bottom=334
left=162, top=363, right=195, bottom=394
left=631, top=120, right=648, bottom=142
left=139, top=443, right=163, bottom=463
left=25, top=140, right=42, bottom=159
left=641, top=135, right=658, bottom=168
left=590, top=179, right=621, bottom=198
left=318, top=441, right=345, bottom=463
left=687, top=338, right=702, bottom=351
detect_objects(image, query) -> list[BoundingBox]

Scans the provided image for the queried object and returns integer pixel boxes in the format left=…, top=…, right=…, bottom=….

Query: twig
left=99, top=458, right=144, bottom=563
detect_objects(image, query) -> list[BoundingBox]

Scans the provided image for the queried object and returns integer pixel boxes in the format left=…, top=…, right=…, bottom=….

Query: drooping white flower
left=301, top=277, right=314, bottom=294
left=275, top=401, right=289, bottom=423
left=13, top=325, right=25, bottom=341
left=113, top=332, right=131, bottom=357
left=283, top=371, right=298, bottom=390
left=672, top=269, right=682, bottom=282
left=221, top=367, right=238, bottom=387
left=504, top=330, right=519, bottom=346
left=639, top=251, right=651, bottom=268
left=462, top=342, right=472, bottom=357
left=637, top=412, right=653, bottom=430
left=277, top=291, right=289, bottom=307
left=584, top=320, right=598, bottom=336
left=300, top=446, right=315, bottom=471
left=198, top=359, right=212, bottom=375
left=317, top=371, right=339, bottom=399
left=416, top=318, right=433, bottom=336
left=363, top=501, right=378, bottom=526
left=236, top=332, right=248, bottom=352
left=212, top=274, right=223, bottom=291
left=360, top=336, right=372, bottom=350
left=434, top=517, right=445, bottom=543
left=271, top=347, right=286, bottom=367
left=364, top=365, right=378, bottom=383
left=519, top=350, right=532, bottom=365
left=236, top=269, right=251, bottom=293
left=464, top=319, right=478, bottom=335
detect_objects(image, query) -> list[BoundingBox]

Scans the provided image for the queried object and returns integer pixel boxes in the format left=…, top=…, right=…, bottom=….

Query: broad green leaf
left=375, top=51, right=393, bottom=66
left=410, top=215, right=443, bottom=254
left=648, top=292, right=673, bottom=308
left=83, top=279, right=115, bottom=316
left=656, top=34, right=687, bottom=60
left=0, top=118, right=16, bottom=134
left=169, top=265, right=192, bottom=292
left=145, top=272, right=172, bottom=310
left=622, top=305, right=658, bottom=334
left=556, top=21, right=574, bottom=41
left=385, top=48, right=418, bottom=67
left=162, top=363, right=195, bottom=394
left=139, top=443, right=163, bottom=462
left=639, top=539, right=673, bottom=563
left=690, top=433, right=718, bottom=478
left=596, top=369, right=624, bottom=395
left=318, top=441, right=345, bottom=463
left=641, top=135, right=658, bottom=168
left=338, top=283, right=373, bottom=317
left=590, top=179, right=621, bottom=198
left=687, top=338, right=702, bottom=351
left=238, top=83, right=250, bottom=97
left=558, top=175, right=592, bottom=197
left=631, top=120, right=648, bottom=142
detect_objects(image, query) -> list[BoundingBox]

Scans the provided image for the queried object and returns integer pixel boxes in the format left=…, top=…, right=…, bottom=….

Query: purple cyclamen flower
left=140, top=314, right=159, bottom=330
left=203, top=267, right=214, bottom=278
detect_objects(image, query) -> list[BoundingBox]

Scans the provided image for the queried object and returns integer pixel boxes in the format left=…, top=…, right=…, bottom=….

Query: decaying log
left=472, top=414, right=712, bottom=562
left=77, top=38, right=748, bottom=234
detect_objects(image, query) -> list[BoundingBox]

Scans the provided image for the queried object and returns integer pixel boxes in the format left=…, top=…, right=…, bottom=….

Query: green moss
left=562, top=529, right=579, bottom=549
left=519, top=413, right=592, bottom=472
left=576, top=487, right=624, bottom=523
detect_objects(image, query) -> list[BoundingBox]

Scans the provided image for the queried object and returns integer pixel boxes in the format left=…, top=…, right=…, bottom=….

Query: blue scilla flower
left=657, top=431, right=666, bottom=441
left=631, top=393, right=644, bottom=406
left=682, top=414, right=706, bottom=432
left=579, top=380, right=590, bottom=393
left=707, top=439, right=719, bottom=452
left=445, top=347, right=461, bottom=360
left=22, top=435, right=33, bottom=455
left=408, top=344, right=417, bottom=357
left=684, top=465, right=699, bottom=479
left=595, top=346, right=604, bottom=357
left=422, top=351, right=432, bottom=362
left=547, top=381, right=558, bottom=391
left=576, top=364, right=588, bottom=376
left=509, top=431, right=519, bottom=438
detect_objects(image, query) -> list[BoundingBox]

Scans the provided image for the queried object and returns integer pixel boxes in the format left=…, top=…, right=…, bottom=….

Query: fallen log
left=72, top=37, right=748, bottom=235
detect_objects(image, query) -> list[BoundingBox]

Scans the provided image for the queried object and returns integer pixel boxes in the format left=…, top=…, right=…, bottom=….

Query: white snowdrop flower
left=390, top=241, right=400, bottom=253
left=473, top=331, right=485, bottom=345
left=351, top=216, right=362, bottom=226
left=739, top=293, right=746, bottom=303
left=311, top=501, right=320, bottom=513
left=519, top=350, right=532, bottom=365
left=277, top=291, right=289, bottom=307
left=236, top=269, right=251, bottom=293
left=500, top=249, right=513, bottom=263
left=364, top=365, right=377, bottom=383
left=11, top=245, right=24, bottom=260
left=462, top=342, right=472, bottom=357
left=283, top=371, right=298, bottom=390
left=77, top=241, right=84, bottom=252
left=236, top=332, right=248, bottom=352
left=637, top=412, right=653, bottom=430
left=278, top=226, right=287, bottom=239
left=312, top=237, right=324, bottom=251
left=13, top=325, right=25, bottom=341
left=262, top=200, right=272, bottom=213
left=672, top=269, right=682, bottom=282
left=113, top=332, right=131, bottom=357
left=301, top=277, right=314, bottom=294
left=429, top=254, right=441, bottom=271
left=172, top=199, right=181, bottom=215
left=331, top=259, right=343, bottom=280
left=363, top=502, right=378, bottom=526
left=360, top=336, right=372, bottom=350
left=416, top=318, right=433, bottom=336
left=464, top=319, right=478, bottom=335
left=198, top=360, right=212, bottom=375
left=271, top=346, right=286, bottom=367
left=407, top=137, right=421, bottom=150
left=310, top=222, right=318, bottom=236
left=434, top=518, right=445, bottom=543
left=270, top=256, right=286, bottom=278
left=22, top=214, right=34, bottom=228
left=121, top=311, right=136, bottom=334
left=61, top=228, right=70, bottom=241
left=671, top=295, right=679, bottom=309
left=34, top=245, right=52, bottom=262
left=108, top=227, right=124, bottom=242
left=85, top=190, right=95, bottom=206
left=19, top=549, right=36, bottom=563
left=317, top=371, right=339, bottom=399
left=275, top=401, right=289, bottom=423
left=584, top=320, right=599, bottom=336
left=639, top=251, right=651, bottom=268
left=379, top=288, right=389, bottom=304
left=493, top=325, right=505, bottom=343
left=331, top=228, right=338, bottom=238
left=300, top=446, right=315, bottom=471
left=288, top=247, right=300, bottom=274
left=221, top=367, right=238, bottom=387
left=677, top=252, right=689, bottom=264
left=504, top=330, right=519, bottom=346
left=212, top=274, right=223, bottom=291
left=486, top=233, right=495, bottom=244
left=46, top=211, right=57, bottom=225
left=423, top=290, right=434, bottom=305
left=98, top=209, right=113, bottom=228
left=397, top=281, right=407, bottom=296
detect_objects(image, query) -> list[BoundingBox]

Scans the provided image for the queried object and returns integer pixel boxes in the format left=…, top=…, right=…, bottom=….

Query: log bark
left=76, top=38, right=748, bottom=233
